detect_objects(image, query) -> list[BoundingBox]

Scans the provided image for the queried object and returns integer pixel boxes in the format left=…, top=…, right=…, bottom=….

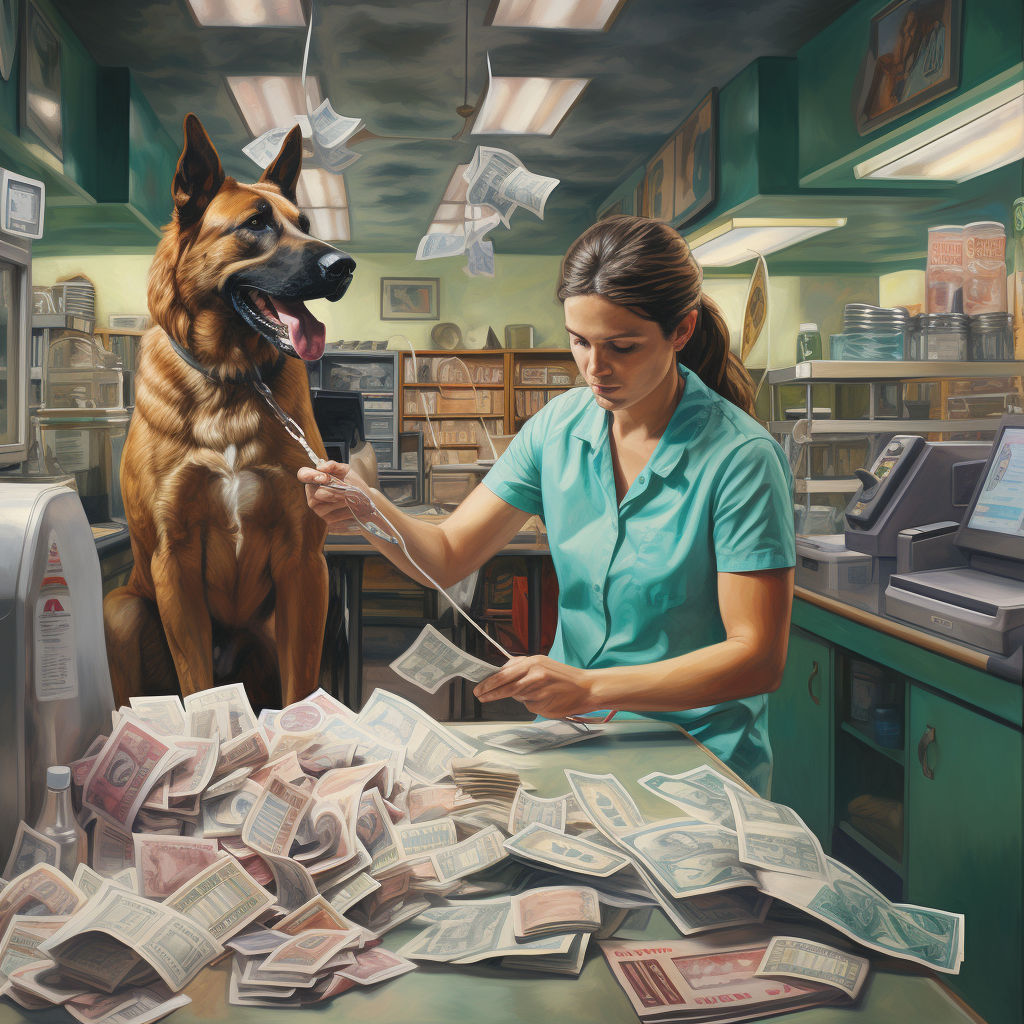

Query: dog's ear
left=259, top=125, right=303, bottom=205
left=173, top=114, right=225, bottom=230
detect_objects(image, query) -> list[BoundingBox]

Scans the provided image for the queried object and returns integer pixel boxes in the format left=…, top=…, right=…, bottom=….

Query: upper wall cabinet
left=798, top=0, right=1024, bottom=188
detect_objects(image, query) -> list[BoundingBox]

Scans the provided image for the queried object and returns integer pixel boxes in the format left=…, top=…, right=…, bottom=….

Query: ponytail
left=678, top=295, right=756, bottom=417
left=558, top=216, right=757, bottom=416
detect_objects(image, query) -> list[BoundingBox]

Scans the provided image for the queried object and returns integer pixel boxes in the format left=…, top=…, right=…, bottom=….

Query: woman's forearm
left=586, top=637, right=785, bottom=714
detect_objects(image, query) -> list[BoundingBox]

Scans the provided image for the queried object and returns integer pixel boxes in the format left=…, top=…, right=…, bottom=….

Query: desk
left=0, top=722, right=982, bottom=1024
left=324, top=527, right=550, bottom=709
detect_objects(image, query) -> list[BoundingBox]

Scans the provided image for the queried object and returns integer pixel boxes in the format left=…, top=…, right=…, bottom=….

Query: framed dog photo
left=380, top=278, right=440, bottom=321
left=852, top=0, right=962, bottom=135
left=21, top=1, right=62, bottom=161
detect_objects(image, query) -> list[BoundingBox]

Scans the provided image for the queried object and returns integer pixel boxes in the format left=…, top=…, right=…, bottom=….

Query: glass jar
left=796, top=323, right=822, bottom=362
left=969, top=313, right=1014, bottom=361
left=916, top=313, right=968, bottom=360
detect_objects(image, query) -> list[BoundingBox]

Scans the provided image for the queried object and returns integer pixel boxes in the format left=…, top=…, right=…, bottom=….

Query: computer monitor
left=1, top=170, right=44, bottom=240
left=954, top=414, right=1024, bottom=562
left=310, top=388, right=364, bottom=447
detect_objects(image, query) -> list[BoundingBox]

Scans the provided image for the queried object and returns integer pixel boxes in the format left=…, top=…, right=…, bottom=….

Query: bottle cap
left=47, top=766, right=71, bottom=789
left=799, top=323, right=819, bottom=333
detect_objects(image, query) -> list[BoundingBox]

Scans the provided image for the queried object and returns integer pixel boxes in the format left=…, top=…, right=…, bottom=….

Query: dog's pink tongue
left=269, top=296, right=326, bottom=361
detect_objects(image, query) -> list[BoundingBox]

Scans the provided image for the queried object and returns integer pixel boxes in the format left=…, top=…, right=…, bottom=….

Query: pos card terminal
left=886, top=415, right=1024, bottom=656
left=795, top=436, right=987, bottom=614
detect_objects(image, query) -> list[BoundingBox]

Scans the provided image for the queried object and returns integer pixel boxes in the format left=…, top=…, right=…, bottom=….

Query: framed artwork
left=380, top=278, right=440, bottom=321
left=21, top=1, right=62, bottom=160
left=643, top=136, right=676, bottom=222
left=853, top=0, right=962, bottom=136
left=673, top=89, right=717, bottom=227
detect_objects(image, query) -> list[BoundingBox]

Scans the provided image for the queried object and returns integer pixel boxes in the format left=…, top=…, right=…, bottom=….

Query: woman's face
left=564, top=294, right=696, bottom=413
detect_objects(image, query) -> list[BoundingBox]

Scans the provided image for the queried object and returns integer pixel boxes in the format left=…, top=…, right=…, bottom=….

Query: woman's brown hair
left=557, top=215, right=756, bottom=416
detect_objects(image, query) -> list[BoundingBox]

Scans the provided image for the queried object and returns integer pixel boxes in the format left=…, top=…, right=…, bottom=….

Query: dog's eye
left=244, top=215, right=265, bottom=231
left=298, top=214, right=310, bottom=235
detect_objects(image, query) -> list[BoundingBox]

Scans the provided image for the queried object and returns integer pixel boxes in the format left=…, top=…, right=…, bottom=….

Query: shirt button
left=638, top=475, right=645, bottom=484
left=593, top=583, right=601, bottom=593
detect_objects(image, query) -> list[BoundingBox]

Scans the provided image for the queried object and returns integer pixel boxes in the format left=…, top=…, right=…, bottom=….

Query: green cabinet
left=907, top=684, right=1023, bottom=1024
left=769, top=627, right=831, bottom=843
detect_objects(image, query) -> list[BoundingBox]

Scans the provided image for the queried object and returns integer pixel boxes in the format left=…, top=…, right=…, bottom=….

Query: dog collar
left=166, top=332, right=287, bottom=386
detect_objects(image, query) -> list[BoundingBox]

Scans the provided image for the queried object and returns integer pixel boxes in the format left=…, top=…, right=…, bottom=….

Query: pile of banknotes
left=0, top=683, right=964, bottom=1023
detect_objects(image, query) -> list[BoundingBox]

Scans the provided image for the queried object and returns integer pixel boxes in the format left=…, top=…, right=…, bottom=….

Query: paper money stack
left=0, top=683, right=965, bottom=1023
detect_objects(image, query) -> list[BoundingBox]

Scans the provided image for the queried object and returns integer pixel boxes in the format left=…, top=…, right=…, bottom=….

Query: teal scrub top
left=482, top=364, right=795, bottom=797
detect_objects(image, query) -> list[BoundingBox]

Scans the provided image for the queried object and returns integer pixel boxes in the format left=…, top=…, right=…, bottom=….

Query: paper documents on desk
left=1, top=682, right=964, bottom=1019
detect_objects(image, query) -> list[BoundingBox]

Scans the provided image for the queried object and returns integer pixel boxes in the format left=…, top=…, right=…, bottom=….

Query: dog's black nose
left=319, top=252, right=356, bottom=281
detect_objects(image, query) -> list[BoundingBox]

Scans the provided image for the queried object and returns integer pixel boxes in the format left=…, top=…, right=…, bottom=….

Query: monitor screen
left=5, top=180, right=42, bottom=237
left=955, top=416, right=1024, bottom=562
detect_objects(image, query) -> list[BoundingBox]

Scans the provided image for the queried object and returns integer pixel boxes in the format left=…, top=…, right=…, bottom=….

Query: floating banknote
left=756, top=935, right=869, bottom=1000
left=389, top=624, right=497, bottom=694
left=243, top=127, right=292, bottom=169
left=416, top=232, right=467, bottom=261
left=463, top=147, right=518, bottom=226
left=463, top=240, right=495, bottom=278
left=498, top=166, right=558, bottom=220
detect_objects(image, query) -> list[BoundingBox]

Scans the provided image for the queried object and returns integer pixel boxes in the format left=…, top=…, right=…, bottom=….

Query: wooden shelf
left=403, top=411, right=501, bottom=419
left=840, top=720, right=906, bottom=766
left=513, top=385, right=575, bottom=390
left=837, top=821, right=904, bottom=878
left=404, top=383, right=505, bottom=388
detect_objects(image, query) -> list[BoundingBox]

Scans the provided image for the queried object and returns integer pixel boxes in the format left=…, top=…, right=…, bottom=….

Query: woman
left=299, top=217, right=795, bottom=796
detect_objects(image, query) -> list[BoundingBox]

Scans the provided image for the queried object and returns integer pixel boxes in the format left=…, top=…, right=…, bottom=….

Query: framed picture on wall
left=673, top=89, right=717, bottom=227
left=852, top=0, right=962, bottom=136
left=21, top=1, right=62, bottom=161
left=380, top=277, right=440, bottom=321
left=643, top=136, right=676, bottom=222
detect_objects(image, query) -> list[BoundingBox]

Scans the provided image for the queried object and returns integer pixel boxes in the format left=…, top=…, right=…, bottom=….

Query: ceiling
left=51, top=0, right=859, bottom=255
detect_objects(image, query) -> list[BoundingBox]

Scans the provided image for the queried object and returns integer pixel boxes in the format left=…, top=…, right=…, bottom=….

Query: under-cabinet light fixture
left=687, top=218, right=847, bottom=267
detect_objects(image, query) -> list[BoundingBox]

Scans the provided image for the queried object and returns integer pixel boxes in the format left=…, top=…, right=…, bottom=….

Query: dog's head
left=152, top=113, right=355, bottom=364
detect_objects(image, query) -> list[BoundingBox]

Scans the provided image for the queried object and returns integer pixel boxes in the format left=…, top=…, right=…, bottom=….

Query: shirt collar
left=571, top=365, right=714, bottom=476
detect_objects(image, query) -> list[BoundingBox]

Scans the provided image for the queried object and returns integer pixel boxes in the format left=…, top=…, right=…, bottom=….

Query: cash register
left=886, top=415, right=1024, bottom=656
left=796, top=436, right=988, bottom=614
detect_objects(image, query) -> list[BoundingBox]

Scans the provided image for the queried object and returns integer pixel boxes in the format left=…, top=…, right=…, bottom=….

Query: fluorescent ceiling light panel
left=855, top=82, right=1024, bottom=182
left=296, top=168, right=347, bottom=209
left=688, top=218, right=847, bottom=267
left=304, top=207, right=350, bottom=242
left=473, top=76, right=588, bottom=135
left=487, top=0, right=624, bottom=31
left=227, top=75, right=322, bottom=137
left=187, top=0, right=306, bottom=26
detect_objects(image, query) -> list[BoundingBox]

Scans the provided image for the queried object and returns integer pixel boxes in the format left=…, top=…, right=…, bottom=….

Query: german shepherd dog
left=103, top=114, right=354, bottom=710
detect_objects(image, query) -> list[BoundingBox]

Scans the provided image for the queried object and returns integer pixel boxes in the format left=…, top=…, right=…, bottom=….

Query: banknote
left=303, top=688, right=359, bottom=723
left=259, top=930, right=355, bottom=975
left=132, top=835, right=220, bottom=899
left=483, top=721, right=603, bottom=755
left=241, top=774, right=312, bottom=858
left=356, top=789, right=400, bottom=874
left=430, top=825, right=508, bottom=883
left=203, top=767, right=253, bottom=802
left=564, top=770, right=645, bottom=837
left=322, top=872, right=380, bottom=916
left=758, top=856, right=964, bottom=974
left=187, top=705, right=232, bottom=741
left=638, top=767, right=738, bottom=830
left=265, top=854, right=320, bottom=912
left=725, top=785, right=828, bottom=878
left=113, top=868, right=139, bottom=892
left=82, top=717, right=180, bottom=830
left=225, top=927, right=291, bottom=956
left=497, top=166, right=559, bottom=220
left=393, top=818, right=458, bottom=858
left=463, top=147, right=518, bottom=226
left=617, top=819, right=759, bottom=899
left=508, top=787, right=567, bottom=833
left=336, top=946, right=416, bottom=985
left=357, top=690, right=474, bottom=782
left=310, top=98, right=362, bottom=147
left=756, top=935, right=868, bottom=1000
left=503, top=931, right=590, bottom=975
left=399, top=900, right=511, bottom=962
left=0, top=864, right=85, bottom=940
left=167, top=737, right=218, bottom=798
left=128, top=696, right=186, bottom=737
left=416, top=232, right=466, bottom=261
left=183, top=683, right=256, bottom=738
left=42, top=881, right=224, bottom=992
left=407, top=784, right=471, bottom=822
left=215, top=728, right=270, bottom=778
left=202, top=781, right=263, bottom=838
left=243, top=127, right=291, bottom=169
left=6, top=958, right=92, bottom=1004
left=463, top=239, right=495, bottom=278
left=64, top=982, right=192, bottom=1024
left=3, top=822, right=60, bottom=880
left=511, top=886, right=601, bottom=939
left=71, top=864, right=106, bottom=899
left=273, top=894, right=356, bottom=937
left=504, top=823, right=631, bottom=878
left=389, top=624, right=496, bottom=693
left=91, top=819, right=135, bottom=876
left=0, top=915, right=67, bottom=982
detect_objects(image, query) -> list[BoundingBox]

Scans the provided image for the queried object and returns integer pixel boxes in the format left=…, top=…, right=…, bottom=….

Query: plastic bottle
left=33, top=766, right=87, bottom=877
left=962, top=220, right=1007, bottom=315
left=796, top=323, right=822, bottom=362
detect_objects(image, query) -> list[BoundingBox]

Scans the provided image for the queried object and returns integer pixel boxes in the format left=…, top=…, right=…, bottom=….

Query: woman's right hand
left=297, top=461, right=375, bottom=533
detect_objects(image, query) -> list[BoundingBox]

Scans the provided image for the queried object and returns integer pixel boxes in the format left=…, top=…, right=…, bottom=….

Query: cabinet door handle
left=807, top=662, right=820, bottom=705
left=917, top=726, right=936, bottom=780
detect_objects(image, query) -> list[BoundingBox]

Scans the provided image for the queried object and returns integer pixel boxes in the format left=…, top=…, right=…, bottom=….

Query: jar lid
left=969, top=312, right=1013, bottom=323
left=798, top=323, right=818, bottom=333
left=920, top=313, right=968, bottom=327
left=47, top=765, right=71, bottom=789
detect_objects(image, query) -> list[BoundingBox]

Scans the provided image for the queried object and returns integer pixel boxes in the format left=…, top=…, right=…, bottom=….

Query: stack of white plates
left=62, top=279, right=95, bottom=320
left=842, top=303, right=910, bottom=335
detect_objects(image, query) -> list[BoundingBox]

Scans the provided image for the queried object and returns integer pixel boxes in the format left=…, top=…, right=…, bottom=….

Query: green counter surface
left=0, top=722, right=984, bottom=1024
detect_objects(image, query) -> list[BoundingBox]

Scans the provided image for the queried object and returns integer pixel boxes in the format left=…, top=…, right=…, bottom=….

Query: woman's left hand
left=473, top=656, right=598, bottom=719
